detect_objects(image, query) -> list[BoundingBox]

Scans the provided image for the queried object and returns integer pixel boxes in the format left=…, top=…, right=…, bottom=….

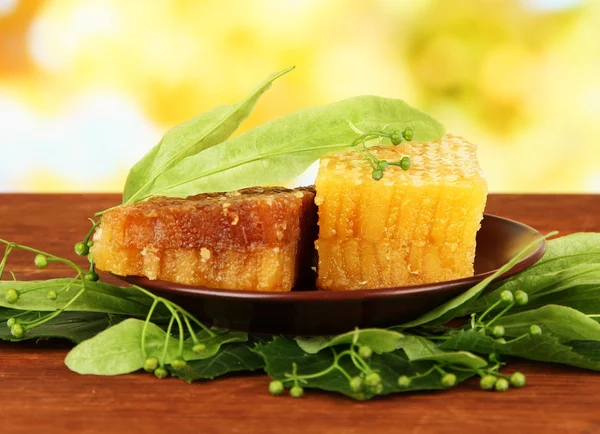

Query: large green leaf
left=123, top=66, right=294, bottom=203
left=0, top=310, right=123, bottom=343
left=143, top=96, right=445, bottom=199
left=256, top=337, right=473, bottom=400
left=458, top=233, right=600, bottom=316
left=441, top=329, right=600, bottom=371
left=0, top=279, right=161, bottom=317
left=65, top=319, right=247, bottom=375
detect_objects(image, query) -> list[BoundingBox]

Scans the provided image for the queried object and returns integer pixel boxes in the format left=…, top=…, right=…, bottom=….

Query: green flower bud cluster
left=480, top=372, right=526, bottom=392
left=268, top=340, right=386, bottom=398
left=350, top=127, right=414, bottom=181
left=397, top=365, right=458, bottom=390
left=73, top=219, right=100, bottom=257
left=475, top=289, right=534, bottom=343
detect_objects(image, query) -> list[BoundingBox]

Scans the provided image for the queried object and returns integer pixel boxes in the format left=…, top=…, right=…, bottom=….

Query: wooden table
left=0, top=194, right=599, bottom=434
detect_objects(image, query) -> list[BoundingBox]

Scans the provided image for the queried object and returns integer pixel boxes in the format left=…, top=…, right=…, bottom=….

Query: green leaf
left=65, top=318, right=162, bottom=375
left=65, top=319, right=247, bottom=375
left=458, top=233, right=600, bottom=316
left=0, top=310, right=123, bottom=343
left=396, top=335, right=488, bottom=369
left=296, top=329, right=404, bottom=354
left=173, top=342, right=264, bottom=382
left=123, top=66, right=294, bottom=204
left=256, top=337, right=472, bottom=400
left=441, top=329, right=600, bottom=371
left=0, top=279, right=162, bottom=317
left=143, top=96, right=445, bottom=199
left=495, top=305, right=600, bottom=342
left=398, top=233, right=550, bottom=328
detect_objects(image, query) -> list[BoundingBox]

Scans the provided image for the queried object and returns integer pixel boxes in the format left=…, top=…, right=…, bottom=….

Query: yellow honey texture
left=315, top=134, right=488, bottom=290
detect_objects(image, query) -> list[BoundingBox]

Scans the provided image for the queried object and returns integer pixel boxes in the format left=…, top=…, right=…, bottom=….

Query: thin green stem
left=130, top=284, right=215, bottom=337
left=506, top=333, right=529, bottom=344
left=433, top=365, right=447, bottom=377
left=415, top=365, right=438, bottom=379
left=0, top=244, right=14, bottom=280
left=7, top=310, right=33, bottom=321
left=477, top=299, right=503, bottom=324
left=0, top=239, right=85, bottom=280
left=176, top=307, right=215, bottom=337
left=160, top=316, right=175, bottom=367
left=349, top=346, right=371, bottom=373
left=288, top=360, right=338, bottom=381
left=335, top=364, right=353, bottom=382
left=182, top=314, right=199, bottom=345
left=83, top=219, right=101, bottom=243
left=163, top=302, right=185, bottom=356
left=141, top=299, right=159, bottom=359
left=25, top=286, right=86, bottom=329
left=485, top=303, right=515, bottom=328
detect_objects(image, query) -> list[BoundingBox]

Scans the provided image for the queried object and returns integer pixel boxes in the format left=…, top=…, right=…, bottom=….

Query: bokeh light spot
left=0, top=0, right=17, bottom=16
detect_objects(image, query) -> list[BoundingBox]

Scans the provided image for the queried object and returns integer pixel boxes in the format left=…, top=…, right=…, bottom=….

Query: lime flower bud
left=290, top=385, right=304, bottom=398
left=193, top=343, right=206, bottom=353
left=510, top=372, right=526, bottom=388
left=397, top=375, right=411, bottom=388
left=441, top=373, right=457, bottom=388
left=47, top=291, right=57, bottom=300
left=492, top=325, right=505, bottom=338
left=171, top=358, right=187, bottom=370
left=5, top=288, right=19, bottom=304
left=372, top=169, right=383, bottom=181
left=154, top=367, right=169, bottom=379
left=34, top=254, right=48, bottom=269
left=495, top=378, right=509, bottom=392
left=480, top=375, right=497, bottom=390
left=84, top=272, right=99, bottom=282
left=402, top=127, right=414, bottom=141
left=377, top=160, right=389, bottom=170
left=370, top=383, right=384, bottom=394
left=74, top=242, right=89, bottom=256
left=143, top=357, right=159, bottom=372
left=400, top=156, right=411, bottom=171
left=500, top=290, right=514, bottom=304
left=10, top=323, right=24, bottom=338
left=171, top=358, right=187, bottom=371
left=6, top=317, right=16, bottom=327
left=514, top=290, right=528, bottom=306
left=269, top=380, right=284, bottom=396
left=349, top=376, right=363, bottom=392
left=495, top=338, right=507, bottom=344
left=365, top=372, right=382, bottom=387
left=358, top=345, right=373, bottom=359
left=391, top=131, right=402, bottom=145
left=529, top=325, right=542, bottom=336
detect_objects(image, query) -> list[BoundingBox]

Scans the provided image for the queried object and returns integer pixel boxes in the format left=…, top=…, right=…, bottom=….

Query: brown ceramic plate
left=118, top=214, right=545, bottom=335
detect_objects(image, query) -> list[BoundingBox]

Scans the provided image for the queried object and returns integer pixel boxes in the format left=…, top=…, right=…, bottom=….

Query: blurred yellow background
left=1, top=0, right=598, bottom=193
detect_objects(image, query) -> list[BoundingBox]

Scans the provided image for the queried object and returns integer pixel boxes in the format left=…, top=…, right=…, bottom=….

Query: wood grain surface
left=0, top=194, right=599, bottom=434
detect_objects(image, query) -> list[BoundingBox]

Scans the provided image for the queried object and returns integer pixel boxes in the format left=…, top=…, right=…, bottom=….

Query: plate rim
left=117, top=213, right=546, bottom=303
